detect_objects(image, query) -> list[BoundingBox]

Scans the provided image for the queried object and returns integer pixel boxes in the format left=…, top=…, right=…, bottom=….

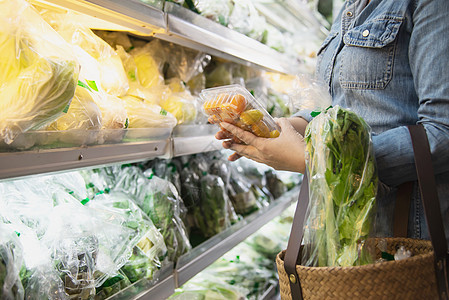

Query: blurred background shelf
left=33, top=0, right=301, bottom=75
left=158, top=2, right=300, bottom=75
left=175, top=187, right=299, bottom=288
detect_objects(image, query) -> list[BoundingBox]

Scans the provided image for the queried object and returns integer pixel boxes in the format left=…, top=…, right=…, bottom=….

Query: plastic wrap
left=94, top=31, right=133, bottom=52
left=160, top=90, right=199, bottom=125
left=47, top=82, right=102, bottom=131
left=302, top=106, right=378, bottom=267
left=0, top=177, right=56, bottom=239
left=47, top=12, right=129, bottom=97
left=244, top=215, right=291, bottom=260
left=200, top=0, right=233, bottom=26
left=200, top=84, right=281, bottom=139
left=104, top=165, right=190, bottom=262
left=0, top=0, right=79, bottom=145
left=128, top=40, right=165, bottom=89
left=228, top=0, right=267, bottom=42
left=164, top=44, right=211, bottom=84
left=0, top=224, right=24, bottom=300
left=139, top=171, right=192, bottom=262
left=228, top=169, right=261, bottom=216
left=288, top=74, right=332, bottom=113
left=87, top=191, right=167, bottom=284
left=194, top=242, right=276, bottom=299
left=196, top=173, right=231, bottom=238
left=121, top=95, right=177, bottom=129
left=95, top=271, right=131, bottom=300
left=170, top=277, right=247, bottom=300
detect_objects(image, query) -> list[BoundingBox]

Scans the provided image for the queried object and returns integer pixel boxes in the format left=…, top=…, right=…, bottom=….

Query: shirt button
left=362, top=29, right=370, bottom=37
left=346, top=11, right=353, bottom=17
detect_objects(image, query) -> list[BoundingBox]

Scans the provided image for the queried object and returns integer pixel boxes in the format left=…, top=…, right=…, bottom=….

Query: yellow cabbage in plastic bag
left=0, top=0, right=79, bottom=145
left=95, top=93, right=128, bottom=130
left=133, top=52, right=164, bottom=88
left=121, top=95, right=177, bottom=129
left=42, top=11, right=129, bottom=97
left=128, top=41, right=164, bottom=89
left=47, top=83, right=102, bottom=131
left=160, top=91, right=198, bottom=125
left=116, top=45, right=165, bottom=105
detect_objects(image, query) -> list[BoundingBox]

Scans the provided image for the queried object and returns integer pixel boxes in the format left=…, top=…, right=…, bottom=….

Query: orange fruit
left=220, top=94, right=247, bottom=120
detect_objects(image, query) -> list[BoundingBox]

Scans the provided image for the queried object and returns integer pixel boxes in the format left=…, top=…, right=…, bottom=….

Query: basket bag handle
left=283, top=124, right=449, bottom=300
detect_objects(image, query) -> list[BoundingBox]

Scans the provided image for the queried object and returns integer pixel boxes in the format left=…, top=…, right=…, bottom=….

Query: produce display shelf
left=107, top=264, right=176, bottom=300
left=0, top=139, right=169, bottom=181
left=175, top=187, right=299, bottom=288
left=34, top=0, right=301, bottom=74
left=260, top=283, right=279, bottom=300
left=160, top=2, right=300, bottom=75
left=171, top=124, right=222, bottom=157
left=35, top=0, right=166, bottom=35
left=106, top=188, right=297, bottom=300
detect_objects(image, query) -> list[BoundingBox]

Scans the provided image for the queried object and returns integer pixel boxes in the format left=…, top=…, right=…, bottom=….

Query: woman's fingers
left=228, top=152, right=242, bottom=161
left=220, top=122, right=259, bottom=146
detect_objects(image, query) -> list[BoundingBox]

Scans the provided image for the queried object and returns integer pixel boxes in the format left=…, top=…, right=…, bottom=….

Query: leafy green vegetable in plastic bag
left=302, top=106, right=378, bottom=267
left=95, top=271, right=130, bottom=300
left=139, top=171, right=192, bottom=262
left=0, top=224, right=24, bottom=300
left=195, top=174, right=232, bottom=238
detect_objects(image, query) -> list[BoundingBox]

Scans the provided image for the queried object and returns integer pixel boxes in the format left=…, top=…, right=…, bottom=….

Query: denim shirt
left=309, top=0, right=449, bottom=243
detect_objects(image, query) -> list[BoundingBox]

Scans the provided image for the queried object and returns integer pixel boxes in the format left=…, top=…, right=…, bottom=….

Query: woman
left=216, top=0, right=449, bottom=243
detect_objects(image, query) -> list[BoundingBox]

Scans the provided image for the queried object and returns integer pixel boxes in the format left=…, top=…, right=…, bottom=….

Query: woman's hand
left=216, top=118, right=307, bottom=173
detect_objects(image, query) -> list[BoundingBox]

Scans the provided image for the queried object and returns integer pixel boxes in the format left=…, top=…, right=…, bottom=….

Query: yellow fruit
left=269, top=130, right=280, bottom=138
left=251, top=120, right=270, bottom=138
left=239, top=109, right=264, bottom=125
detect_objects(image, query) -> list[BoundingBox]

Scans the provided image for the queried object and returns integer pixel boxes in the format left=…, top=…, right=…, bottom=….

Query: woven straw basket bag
left=276, top=125, right=449, bottom=300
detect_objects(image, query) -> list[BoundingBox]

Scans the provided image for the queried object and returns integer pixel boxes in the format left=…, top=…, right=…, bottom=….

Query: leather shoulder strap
left=284, top=171, right=309, bottom=300
left=408, top=124, right=449, bottom=300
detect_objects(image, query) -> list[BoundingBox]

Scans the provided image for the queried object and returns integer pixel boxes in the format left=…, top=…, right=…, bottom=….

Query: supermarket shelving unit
left=1, top=0, right=309, bottom=298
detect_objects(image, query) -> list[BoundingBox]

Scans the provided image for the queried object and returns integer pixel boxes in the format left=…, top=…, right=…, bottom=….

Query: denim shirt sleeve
left=373, top=0, right=449, bottom=187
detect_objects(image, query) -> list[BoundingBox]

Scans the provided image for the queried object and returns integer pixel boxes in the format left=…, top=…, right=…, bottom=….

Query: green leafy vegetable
left=302, top=106, right=378, bottom=267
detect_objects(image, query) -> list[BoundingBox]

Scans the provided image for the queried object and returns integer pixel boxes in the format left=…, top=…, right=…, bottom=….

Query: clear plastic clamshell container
left=199, top=84, right=281, bottom=139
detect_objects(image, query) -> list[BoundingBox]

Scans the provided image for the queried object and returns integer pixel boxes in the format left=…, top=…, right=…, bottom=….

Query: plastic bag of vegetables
left=46, top=81, right=102, bottom=135
left=169, top=276, right=248, bottom=300
left=121, top=95, right=177, bottom=129
left=87, top=191, right=167, bottom=284
left=103, top=165, right=190, bottom=262
left=95, top=270, right=131, bottom=300
left=160, top=90, right=199, bottom=125
left=139, top=170, right=192, bottom=262
left=44, top=11, right=129, bottom=97
left=128, top=40, right=165, bottom=89
left=301, top=106, right=378, bottom=267
left=195, top=173, right=232, bottom=238
left=0, top=0, right=79, bottom=145
left=195, top=243, right=276, bottom=299
left=0, top=224, right=24, bottom=300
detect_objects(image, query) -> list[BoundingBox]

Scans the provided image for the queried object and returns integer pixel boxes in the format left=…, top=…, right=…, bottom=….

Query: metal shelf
left=160, top=2, right=300, bottom=74
left=175, top=187, right=299, bottom=288
left=35, top=0, right=166, bottom=35
left=34, top=0, right=299, bottom=74
left=107, top=263, right=176, bottom=300
left=0, top=140, right=169, bottom=181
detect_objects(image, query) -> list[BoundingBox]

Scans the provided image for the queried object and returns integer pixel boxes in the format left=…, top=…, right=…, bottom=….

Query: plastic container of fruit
left=199, top=84, right=281, bottom=139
